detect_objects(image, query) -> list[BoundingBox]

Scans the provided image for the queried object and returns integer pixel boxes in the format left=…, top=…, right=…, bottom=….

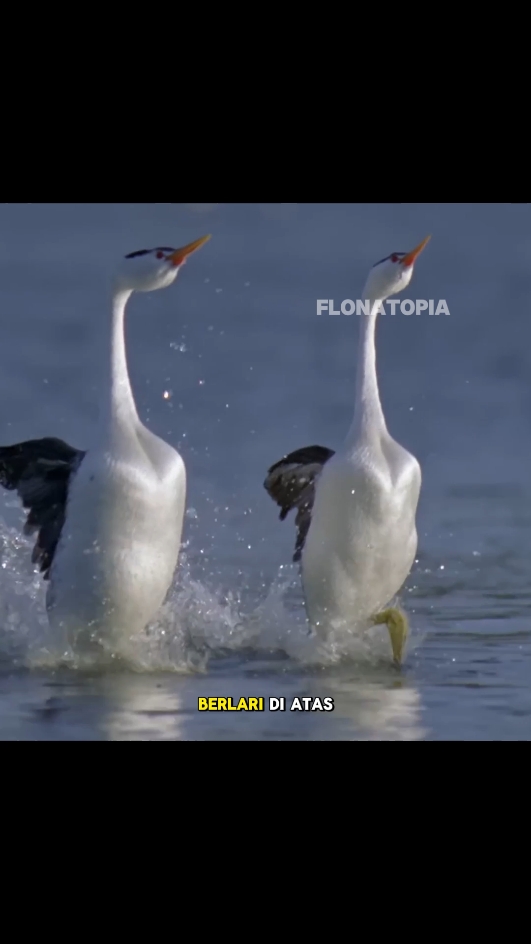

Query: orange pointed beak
left=401, top=235, right=431, bottom=268
left=167, top=234, right=211, bottom=267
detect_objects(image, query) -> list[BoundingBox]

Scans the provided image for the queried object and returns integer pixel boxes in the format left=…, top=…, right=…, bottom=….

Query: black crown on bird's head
left=125, top=247, right=175, bottom=259
left=372, top=252, right=406, bottom=267
left=124, top=235, right=211, bottom=266
left=372, top=237, right=431, bottom=269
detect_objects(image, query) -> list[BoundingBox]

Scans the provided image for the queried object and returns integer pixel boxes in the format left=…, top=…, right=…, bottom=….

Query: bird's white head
left=363, top=235, right=431, bottom=301
left=114, top=234, right=211, bottom=293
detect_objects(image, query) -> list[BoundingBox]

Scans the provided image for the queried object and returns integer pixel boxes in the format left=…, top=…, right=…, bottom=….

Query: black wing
left=263, top=445, right=335, bottom=562
left=0, top=437, right=86, bottom=579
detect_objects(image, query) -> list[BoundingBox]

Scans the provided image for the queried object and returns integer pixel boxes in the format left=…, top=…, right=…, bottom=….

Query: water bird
left=263, top=236, right=430, bottom=665
left=0, top=236, right=210, bottom=649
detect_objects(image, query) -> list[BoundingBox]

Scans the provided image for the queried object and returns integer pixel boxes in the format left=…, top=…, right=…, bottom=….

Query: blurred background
left=1, top=202, right=531, bottom=740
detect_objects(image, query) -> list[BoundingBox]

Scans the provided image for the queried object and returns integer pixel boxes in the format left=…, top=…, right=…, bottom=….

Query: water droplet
left=163, top=390, right=172, bottom=400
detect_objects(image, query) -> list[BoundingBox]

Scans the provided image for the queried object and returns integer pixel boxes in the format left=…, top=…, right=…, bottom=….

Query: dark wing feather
left=0, top=437, right=86, bottom=579
left=263, top=445, right=335, bottom=562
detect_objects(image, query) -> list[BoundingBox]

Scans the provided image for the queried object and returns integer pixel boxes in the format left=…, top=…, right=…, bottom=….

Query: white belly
left=301, top=450, right=420, bottom=636
left=46, top=448, right=186, bottom=647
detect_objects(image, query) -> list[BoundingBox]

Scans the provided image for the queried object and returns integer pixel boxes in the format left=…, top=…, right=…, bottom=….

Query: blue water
left=1, top=202, right=531, bottom=739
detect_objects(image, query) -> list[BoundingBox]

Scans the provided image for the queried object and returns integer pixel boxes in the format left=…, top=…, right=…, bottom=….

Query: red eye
left=156, top=251, right=164, bottom=259
left=391, top=254, right=398, bottom=263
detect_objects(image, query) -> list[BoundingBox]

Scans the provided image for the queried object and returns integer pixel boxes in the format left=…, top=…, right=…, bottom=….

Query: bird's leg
left=371, top=606, right=409, bottom=666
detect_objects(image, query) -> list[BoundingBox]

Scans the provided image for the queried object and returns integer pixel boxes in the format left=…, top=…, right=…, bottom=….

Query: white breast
left=46, top=434, right=186, bottom=646
left=301, top=441, right=420, bottom=636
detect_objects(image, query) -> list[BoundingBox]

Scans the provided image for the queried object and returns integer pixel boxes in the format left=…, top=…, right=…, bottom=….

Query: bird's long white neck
left=98, top=288, right=139, bottom=437
left=346, top=294, right=387, bottom=447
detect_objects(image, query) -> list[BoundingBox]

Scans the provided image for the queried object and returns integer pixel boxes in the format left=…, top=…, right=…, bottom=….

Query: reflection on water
left=0, top=667, right=427, bottom=740
left=100, top=677, right=187, bottom=741
left=2, top=203, right=531, bottom=739
left=309, top=671, right=426, bottom=741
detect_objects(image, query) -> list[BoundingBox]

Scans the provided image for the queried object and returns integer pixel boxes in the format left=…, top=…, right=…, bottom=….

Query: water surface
left=1, top=202, right=531, bottom=740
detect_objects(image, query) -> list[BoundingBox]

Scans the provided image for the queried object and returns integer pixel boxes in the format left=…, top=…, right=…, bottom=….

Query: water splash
left=0, top=517, right=423, bottom=673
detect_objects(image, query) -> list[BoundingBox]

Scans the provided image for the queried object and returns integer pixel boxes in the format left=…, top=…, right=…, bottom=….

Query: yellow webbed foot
left=372, top=606, right=409, bottom=666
